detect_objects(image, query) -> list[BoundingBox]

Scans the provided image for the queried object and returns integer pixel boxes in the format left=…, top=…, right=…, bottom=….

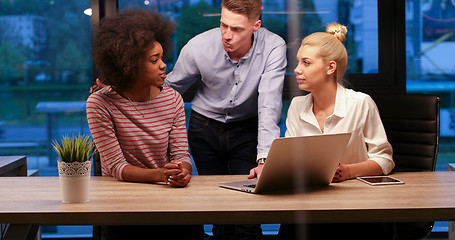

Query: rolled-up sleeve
left=363, top=97, right=395, bottom=174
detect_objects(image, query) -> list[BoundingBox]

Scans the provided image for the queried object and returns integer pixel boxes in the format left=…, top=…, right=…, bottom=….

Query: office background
left=0, top=0, right=454, bottom=238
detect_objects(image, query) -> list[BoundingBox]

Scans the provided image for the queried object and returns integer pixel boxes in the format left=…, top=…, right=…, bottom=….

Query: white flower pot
left=57, top=161, right=91, bottom=203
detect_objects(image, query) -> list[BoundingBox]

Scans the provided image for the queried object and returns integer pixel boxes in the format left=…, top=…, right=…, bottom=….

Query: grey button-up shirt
left=165, top=27, right=287, bottom=160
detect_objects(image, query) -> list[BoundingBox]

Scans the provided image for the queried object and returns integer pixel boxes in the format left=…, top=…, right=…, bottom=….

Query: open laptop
left=219, top=132, right=351, bottom=194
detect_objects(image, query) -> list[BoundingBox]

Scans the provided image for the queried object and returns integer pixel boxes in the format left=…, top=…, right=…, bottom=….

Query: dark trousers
left=188, top=111, right=262, bottom=240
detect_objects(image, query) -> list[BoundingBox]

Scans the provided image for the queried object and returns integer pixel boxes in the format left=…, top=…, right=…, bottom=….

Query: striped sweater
left=86, top=86, right=190, bottom=181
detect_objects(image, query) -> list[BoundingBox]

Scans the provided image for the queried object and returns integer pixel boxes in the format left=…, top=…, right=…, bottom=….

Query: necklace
left=126, top=95, right=149, bottom=118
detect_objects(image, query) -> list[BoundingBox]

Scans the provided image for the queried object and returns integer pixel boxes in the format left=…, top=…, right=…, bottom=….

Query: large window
left=0, top=0, right=93, bottom=238
left=118, top=0, right=379, bottom=75
left=406, top=0, right=455, bottom=170
left=0, top=0, right=92, bottom=177
left=114, top=0, right=388, bottom=99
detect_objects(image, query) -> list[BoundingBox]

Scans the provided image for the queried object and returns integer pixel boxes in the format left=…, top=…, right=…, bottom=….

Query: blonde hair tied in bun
left=300, top=22, right=348, bottom=85
left=326, top=22, right=347, bottom=43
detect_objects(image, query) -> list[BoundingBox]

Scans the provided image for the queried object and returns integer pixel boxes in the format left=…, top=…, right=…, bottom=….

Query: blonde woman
left=277, top=23, right=395, bottom=239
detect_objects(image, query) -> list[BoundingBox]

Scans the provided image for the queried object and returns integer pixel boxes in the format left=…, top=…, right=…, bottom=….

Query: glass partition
left=0, top=0, right=411, bottom=238
left=115, top=0, right=380, bottom=237
left=118, top=0, right=379, bottom=76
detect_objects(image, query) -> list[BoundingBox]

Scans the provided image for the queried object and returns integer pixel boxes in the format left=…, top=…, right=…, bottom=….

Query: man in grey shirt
left=165, top=0, right=286, bottom=238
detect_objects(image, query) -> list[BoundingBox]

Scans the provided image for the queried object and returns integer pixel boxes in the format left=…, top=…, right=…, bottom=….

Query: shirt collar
left=299, top=93, right=314, bottom=121
left=299, top=83, right=347, bottom=121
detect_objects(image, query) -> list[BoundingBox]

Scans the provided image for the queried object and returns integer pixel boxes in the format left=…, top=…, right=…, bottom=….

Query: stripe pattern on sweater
left=86, top=86, right=190, bottom=180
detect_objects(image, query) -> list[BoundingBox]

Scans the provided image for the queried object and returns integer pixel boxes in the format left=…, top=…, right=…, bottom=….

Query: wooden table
left=1, top=172, right=455, bottom=226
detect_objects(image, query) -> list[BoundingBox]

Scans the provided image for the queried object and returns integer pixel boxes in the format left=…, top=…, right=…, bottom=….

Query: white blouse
left=285, top=84, right=395, bottom=174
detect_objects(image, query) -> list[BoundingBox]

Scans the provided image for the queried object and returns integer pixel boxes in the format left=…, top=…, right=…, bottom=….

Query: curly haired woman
left=87, top=9, right=203, bottom=239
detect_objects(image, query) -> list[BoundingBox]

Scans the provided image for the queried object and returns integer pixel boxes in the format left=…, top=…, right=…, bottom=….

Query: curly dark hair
left=92, top=9, right=176, bottom=91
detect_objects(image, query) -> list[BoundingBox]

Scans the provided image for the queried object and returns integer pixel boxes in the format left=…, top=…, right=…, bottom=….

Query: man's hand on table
left=247, top=164, right=264, bottom=179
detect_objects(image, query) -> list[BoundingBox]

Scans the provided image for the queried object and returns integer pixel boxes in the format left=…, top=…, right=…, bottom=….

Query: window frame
left=344, top=0, right=406, bottom=95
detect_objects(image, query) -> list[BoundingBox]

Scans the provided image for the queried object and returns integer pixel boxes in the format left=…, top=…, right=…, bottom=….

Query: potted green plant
left=52, top=134, right=96, bottom=203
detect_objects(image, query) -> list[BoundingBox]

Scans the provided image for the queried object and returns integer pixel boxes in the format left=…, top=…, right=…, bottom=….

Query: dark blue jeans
left=189, top=110, right=262, bottom=240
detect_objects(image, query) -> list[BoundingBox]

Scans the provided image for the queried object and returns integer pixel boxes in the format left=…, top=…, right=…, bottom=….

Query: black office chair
left=93, top=151, right=102, bottom=177
left=371, top=93, right=440, bottom=240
